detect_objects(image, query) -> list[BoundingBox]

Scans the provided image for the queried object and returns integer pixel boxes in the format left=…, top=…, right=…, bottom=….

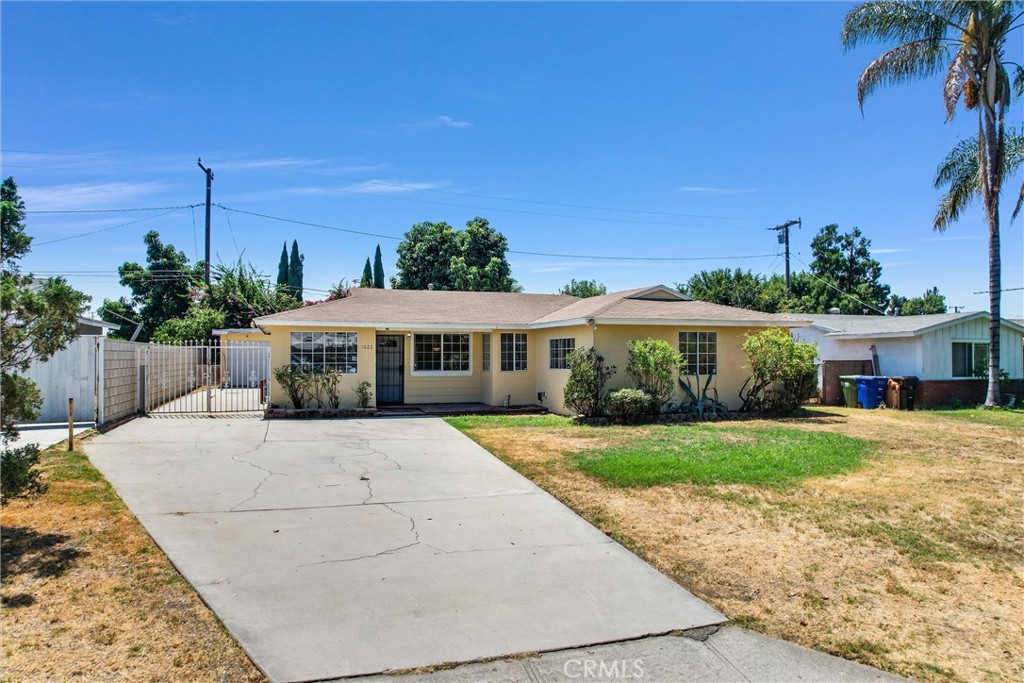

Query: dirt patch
left=457, top=409, right=1024, bottom=683
left=0, top=436, right=265, bottom=683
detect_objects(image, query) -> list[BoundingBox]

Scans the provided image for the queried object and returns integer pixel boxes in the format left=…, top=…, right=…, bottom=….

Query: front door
left=375, top=335, right=404, bottom=404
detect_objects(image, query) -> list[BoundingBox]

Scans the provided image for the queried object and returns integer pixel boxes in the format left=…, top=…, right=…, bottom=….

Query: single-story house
left=781, top=312, right=1024, bottom=407
left=253, top=285, right=808, bottom=414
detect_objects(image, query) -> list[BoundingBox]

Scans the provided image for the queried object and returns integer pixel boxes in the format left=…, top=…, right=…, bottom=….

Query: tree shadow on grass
left=1, top=526, right=87, bottom=584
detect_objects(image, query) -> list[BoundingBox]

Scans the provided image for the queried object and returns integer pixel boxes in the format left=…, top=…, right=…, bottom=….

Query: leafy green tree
left=625, top=338, right=683, bottom=413
left=152, top=304, right=226, bottom=343
left=677, top=268, right=784, bottom=312
left=787, top=225, right=890, bottom=315
left=361, top=258, right=374, bottom=288
left=2, top=177, right=89, bottom=501
left=287, top=240, right=304, bottom=301
left=843, top=1, right=1023, bottom=407
left=276, top=242, right=289, bottom=287
left=207, top=258, right=301, bottom=328
left=98, top=231, right=202, bottom=342
left=373, top=244, right=386, bottom=289
left=393, top=217, right=520, bottom=292
left=738, top=328, right=818, bottom=416
left=561, top=279, right=607, bottom=298
left=901, top=287, right=948, bottom=315
left=563, top=347, right=616, bottom=418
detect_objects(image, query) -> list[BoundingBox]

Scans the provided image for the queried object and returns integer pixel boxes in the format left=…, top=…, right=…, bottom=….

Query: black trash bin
left=900, top=376, right=918, bottom=411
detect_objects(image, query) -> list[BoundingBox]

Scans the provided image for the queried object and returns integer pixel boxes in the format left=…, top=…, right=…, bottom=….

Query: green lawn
left=928, top=406, right=1024, bottom=430
left=569, top=425, right=870, bottom=487
left=445, top=415, right=871, bottom=488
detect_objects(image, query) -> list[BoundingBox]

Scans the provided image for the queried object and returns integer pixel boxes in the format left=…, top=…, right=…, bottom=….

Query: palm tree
left=843, top=1, right=1024, bottom=407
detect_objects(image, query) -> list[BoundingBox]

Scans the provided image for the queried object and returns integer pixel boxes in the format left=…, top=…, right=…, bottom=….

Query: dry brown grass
left=456, top=408, right=1024, bottom=683
left=1, top=434, right=265, bottom=683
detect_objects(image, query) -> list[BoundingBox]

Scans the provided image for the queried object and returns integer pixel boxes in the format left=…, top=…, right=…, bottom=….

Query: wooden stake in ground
left=68, top=397, right=74, bottom=451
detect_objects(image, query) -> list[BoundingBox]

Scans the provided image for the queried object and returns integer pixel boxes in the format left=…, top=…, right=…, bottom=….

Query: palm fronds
left=934, top=130, right=1024, bottom=229
left=856, top=39, right=949, bottom=108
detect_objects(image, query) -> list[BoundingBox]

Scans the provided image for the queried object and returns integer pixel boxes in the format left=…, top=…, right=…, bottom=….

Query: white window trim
left=951, top=339, right=989, bottom=378
left=679, top=330, right=718, bottom=376
left=410, top=332, right=473, bottom=377
left=500, top=332, right=529, bottom=372
left=549, top=337, right=575, bottom=370
left=289, top=330, right=359, bottom=374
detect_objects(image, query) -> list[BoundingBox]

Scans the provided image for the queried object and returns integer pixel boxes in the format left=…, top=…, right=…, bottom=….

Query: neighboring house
left=77, top=315, right=118, bottom=336
left=782, top=312, right=1024, bottom=407
left=253, top=285, right=808, bottom=414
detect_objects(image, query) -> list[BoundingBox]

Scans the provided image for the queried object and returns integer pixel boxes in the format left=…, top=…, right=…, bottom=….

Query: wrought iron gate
left=141, top=340, right=271, bottom=414
left=375, top=335, right=404, bottom=404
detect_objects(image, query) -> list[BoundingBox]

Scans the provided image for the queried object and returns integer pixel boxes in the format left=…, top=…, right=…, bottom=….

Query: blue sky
left=3, top=1, right=1022, bottom=317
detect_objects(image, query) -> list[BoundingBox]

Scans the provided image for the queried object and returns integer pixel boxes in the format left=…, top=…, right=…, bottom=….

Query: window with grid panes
left=289, top=332, right=358, bottom=373
left=500, top=333, right=528, bottom=371
left=412, top=333, right=471, bottom=373
left=678, top=331, right=717, bottom=375
left=482, top=333, right=491, bottom=371
left=549, top=338, right=575, bottom=369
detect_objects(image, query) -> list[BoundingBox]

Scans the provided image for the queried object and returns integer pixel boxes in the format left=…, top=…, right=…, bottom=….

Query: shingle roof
left=256, top=287, right=576, bottom=327
left=776, top=311, right=1014, bottom=337
left=255, top=285, right=804, bottom=329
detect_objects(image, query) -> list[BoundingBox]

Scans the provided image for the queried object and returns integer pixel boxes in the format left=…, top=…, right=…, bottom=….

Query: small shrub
left=273, top=365, right=312, bottom=409
left=353, top=380, right=372, bottom=409
left=738, top=328, right=818, bottom=416
left=625, top=338, right=683, bottom=413
left=322, top=369, right=343, bottom=409
left=606, top=388, right=656, bottom=423
left=1, top=443, right=46, bottom=503
left=564, top=347, right=616, bottom=418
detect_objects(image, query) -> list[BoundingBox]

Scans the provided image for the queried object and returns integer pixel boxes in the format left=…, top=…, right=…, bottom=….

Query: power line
left=973, top=286, right=1024, bottom=294
left=33, top=209, right=184, bottom=246
left=791, top=253, right=887, bottom=315
left=26, top=204, right=201, bottom=215
left=219, top=203, right=781, bottom=263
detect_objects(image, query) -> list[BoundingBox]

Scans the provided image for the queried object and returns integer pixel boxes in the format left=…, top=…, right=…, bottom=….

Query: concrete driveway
left=86, top=416, right=725, bottom=682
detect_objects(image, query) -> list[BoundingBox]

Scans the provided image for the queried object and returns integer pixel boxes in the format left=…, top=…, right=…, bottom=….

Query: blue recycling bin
left=855, top=376, right=888, bottom=409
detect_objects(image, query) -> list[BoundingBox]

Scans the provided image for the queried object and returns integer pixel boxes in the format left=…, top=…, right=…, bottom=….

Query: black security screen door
left=375, top=335, right=404, bottom=404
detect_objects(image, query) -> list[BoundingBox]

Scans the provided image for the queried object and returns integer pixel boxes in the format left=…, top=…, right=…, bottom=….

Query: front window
left=413, top=333, right=470, bottom=373
left=500, top=333, right=528, bottom=371
left=549, top=338, right=575, bottom=369
left=679, top=331, right=717, bottom=375
left=952, top=341, right=988, bottom=378
left=289, top=331, right=358, bottom=373
left=482, top=333, right=491, bottom=371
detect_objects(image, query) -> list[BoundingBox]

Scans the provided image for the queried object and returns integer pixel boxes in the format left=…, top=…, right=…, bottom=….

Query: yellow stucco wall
left=533, top=324, right=594, bottom=414
left=268, top=326, right=377, bottom=409
left=594, top=324, right=755, bottom=413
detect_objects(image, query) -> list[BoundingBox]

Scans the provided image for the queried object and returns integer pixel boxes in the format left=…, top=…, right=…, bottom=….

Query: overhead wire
left=27, top=204, right=202, bottom=215
left=33, top=209, right=184, bottom=246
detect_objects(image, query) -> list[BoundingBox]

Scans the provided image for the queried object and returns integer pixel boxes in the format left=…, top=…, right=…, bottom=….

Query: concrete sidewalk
left=86, top=417, right=727, bottom=682
left=360, top=628, right=902, bottom=682
left=9, top=422, right=93, bottom=451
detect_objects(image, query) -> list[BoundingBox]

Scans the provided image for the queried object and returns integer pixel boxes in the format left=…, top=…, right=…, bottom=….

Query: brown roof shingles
left=255, top=286, right=802, bottom=328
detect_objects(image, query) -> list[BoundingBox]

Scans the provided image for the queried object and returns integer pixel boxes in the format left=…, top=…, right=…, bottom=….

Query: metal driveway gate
left=142, top=340, right=271, bottom=414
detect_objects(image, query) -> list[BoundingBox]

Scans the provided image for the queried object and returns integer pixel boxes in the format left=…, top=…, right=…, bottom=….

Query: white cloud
left=673, top=186, right=758, bottom=195
left=399, top=115, right=472, bottom=132
left=873, top=248, right=908, bottom=254
left=287, top=179, right=450, bottom=196
left=21, top=181, right=171, bottom=211
left=216, top=157, right=330, bottom=171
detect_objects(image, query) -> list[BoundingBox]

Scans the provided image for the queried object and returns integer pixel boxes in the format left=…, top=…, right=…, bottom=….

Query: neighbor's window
left=290, top=331, right=358, bottom=373
left=679, top=331, right=717, bottom=375
left=549, top=338, right=575, bottom=370
left=500, top=333, right=528, bottom=371
left=413, top=333, right=470, bottom=373
left=482, top=333, right=491, bottom=371
left=952, top=341, right=988, bottom=378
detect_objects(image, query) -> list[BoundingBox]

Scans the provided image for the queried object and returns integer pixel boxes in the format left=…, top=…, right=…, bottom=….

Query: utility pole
left=197, top=159, right=214, bottom=287
left=768, top=218, right=801, bottom=294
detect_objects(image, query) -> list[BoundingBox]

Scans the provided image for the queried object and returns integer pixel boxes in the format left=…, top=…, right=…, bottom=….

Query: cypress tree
left=276, top=243, right=289, bottom=287
left=372, top=244, right=385, bottom=289
left=361, top=258, right=373, bottom=288
left=287, top=240, right=304, bottom=301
